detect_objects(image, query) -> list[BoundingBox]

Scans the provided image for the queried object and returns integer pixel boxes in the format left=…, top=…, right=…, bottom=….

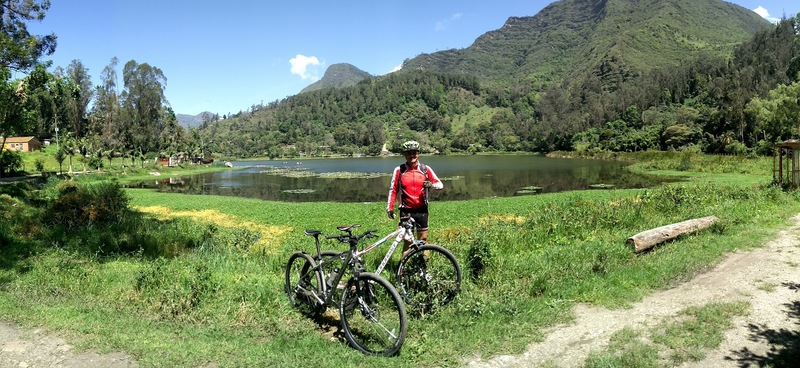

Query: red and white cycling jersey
left=386, top=162, right=443, bottom=211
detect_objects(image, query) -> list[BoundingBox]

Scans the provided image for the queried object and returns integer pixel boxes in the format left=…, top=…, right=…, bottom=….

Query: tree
left=0, top=0, right=56, bottom=72
left=66, top=60, right=93, bottom=138
left=92, top=57, right=120, bottom=147
left=0, top=66, right=48, bottom=176
left=120, top=60, right=167, bottom=153
left=53, top=146, right=66, bottom=174
left=0, top=0, right=55, bottom=176
left=746, top=80, right=800, bottom=143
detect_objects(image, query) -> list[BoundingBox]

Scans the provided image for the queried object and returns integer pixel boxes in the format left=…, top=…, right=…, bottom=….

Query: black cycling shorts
left=399, top=206, right=429, bottom=231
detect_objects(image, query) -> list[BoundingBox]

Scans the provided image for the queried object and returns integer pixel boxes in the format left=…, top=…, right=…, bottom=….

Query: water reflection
left=127, top=155, right=678, bottom=202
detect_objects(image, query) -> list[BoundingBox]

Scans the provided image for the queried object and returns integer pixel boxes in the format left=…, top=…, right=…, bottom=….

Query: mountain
left=177, top=112, right=216, bottom=129
left=200, top=0, right=795, bottom=158
left=401, top=0, right=770, bottom=87
left=300, top=63, right=373, bottom=93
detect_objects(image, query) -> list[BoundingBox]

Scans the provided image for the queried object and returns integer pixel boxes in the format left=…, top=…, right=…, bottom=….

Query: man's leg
left=403, top=230, right=427, bottom=255
left=417, top=229, right=428, bottom=242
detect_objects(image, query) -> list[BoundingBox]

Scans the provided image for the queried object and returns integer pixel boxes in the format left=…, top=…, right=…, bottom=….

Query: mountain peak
left=300, top=63, right=373, bottom=93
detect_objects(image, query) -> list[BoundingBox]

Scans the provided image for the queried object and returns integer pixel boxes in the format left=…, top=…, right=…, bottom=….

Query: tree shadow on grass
left=725, top=282, right=800, bottom=367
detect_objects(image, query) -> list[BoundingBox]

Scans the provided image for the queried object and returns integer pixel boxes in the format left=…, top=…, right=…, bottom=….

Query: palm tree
left=104, top=149, right=115, bottom=170
left=53, top=146, right=66, bottom=175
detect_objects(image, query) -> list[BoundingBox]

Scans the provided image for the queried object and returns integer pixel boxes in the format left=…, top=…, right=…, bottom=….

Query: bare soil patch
left=0, top=323, right=136, bottom=368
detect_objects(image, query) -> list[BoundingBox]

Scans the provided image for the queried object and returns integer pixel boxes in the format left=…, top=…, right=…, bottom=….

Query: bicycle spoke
left=285, top=252, right=324, bottom=316
left=398, top=245, right=461, bottom=316
left=340, top=274, right=407, bottom=356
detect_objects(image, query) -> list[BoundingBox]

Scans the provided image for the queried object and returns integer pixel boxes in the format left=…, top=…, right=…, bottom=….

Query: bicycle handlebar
left=325, top=228, right=379, bottom=243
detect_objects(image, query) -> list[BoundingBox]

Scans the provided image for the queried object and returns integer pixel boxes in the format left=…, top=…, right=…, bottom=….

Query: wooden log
left=626, top=216, right=719, bottom=253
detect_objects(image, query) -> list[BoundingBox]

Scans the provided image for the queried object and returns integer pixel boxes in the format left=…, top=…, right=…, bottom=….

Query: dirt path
left=466, top=214, right=800, bottom=368
left=2, top=216, right=800, bottom=367
left=0, top=324, right=136, bottom=368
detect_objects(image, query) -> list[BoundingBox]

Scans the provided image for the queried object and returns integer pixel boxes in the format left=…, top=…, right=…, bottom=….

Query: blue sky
left=24, top=0, right=800, bottom=116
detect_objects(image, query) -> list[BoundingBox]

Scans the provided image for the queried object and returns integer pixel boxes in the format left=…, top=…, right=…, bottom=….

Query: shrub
left=0, top=151, right=23, bottom=177
left=467, top=236, right=495, bottom=282
left=47, top=181, right=130, bottom=228
left=34, top=158, right=45, bottom=172
left=134, top=258, right=217, bottom=321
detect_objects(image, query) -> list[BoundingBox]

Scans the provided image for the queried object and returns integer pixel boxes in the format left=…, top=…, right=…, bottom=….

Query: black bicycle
left=315, top=216, right=461, bottom=316
left=285, top=227, right=408, bottom=356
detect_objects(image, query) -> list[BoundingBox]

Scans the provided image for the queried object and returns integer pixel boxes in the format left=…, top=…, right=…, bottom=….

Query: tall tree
left=746, top=80, right=800, bottom=142
left=0, top=65, right=48, bottom=175
left=66, top=59, right=93, bottom=139
left=92, top=57, right=119, bottom=146
left=0, top=0, right=56, bottom=71
left=120, top=60, right=167, bottom=153
left=0, top=0, right=56, bottom=176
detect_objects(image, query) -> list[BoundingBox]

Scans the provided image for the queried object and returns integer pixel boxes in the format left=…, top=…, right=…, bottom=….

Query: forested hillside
left=404, top=0, right=768, bottom=85
left=201, top=0, right=799, bottom=158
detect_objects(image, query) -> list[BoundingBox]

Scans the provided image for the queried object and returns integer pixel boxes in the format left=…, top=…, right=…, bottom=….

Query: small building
left=157, top=156, right=179, bottom=167
left=2, top=136, right=42, bottom=152
left=774, top=139, right=800, bottom=188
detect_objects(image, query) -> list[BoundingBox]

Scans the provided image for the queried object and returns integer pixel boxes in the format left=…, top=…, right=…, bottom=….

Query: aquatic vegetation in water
left=281, top=189, right=315, bottom=194
left=318, top=171, right=386, bottom=179
left=259, top=167, right=316, bottom=177
left=515, top=186, right=542, bottom=195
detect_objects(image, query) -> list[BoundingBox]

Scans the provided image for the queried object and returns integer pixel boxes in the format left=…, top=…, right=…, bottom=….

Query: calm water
left=131, top=155, right=676, bottom=202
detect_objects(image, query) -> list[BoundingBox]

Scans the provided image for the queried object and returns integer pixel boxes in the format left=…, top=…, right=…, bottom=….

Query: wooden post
left=626, top=216, right=719, bottom=253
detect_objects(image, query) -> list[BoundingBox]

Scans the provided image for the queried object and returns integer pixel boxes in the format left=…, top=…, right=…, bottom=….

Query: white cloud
left=435, top=13, right=463, bottom=31
left=753, top=6, right=780, bottom=23
left=289, top=54, right=322, bottom=80
left=389, top=64, right=403, bottom=74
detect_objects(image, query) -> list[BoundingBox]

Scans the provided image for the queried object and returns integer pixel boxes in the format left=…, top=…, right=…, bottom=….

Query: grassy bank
left=0, top=152, right=798, bottom=367
left=9, top=145, right=233, bottom=184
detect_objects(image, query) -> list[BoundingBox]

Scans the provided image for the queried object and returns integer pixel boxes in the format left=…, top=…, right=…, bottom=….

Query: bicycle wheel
left=339, top=272, right=407, bottom=356
left=396, top=244, right=462, bottom=315
left=285, top=252, right=324, bottom=316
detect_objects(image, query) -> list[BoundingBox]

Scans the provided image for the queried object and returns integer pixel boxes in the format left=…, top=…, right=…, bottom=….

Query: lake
left=131, top=155, right=677, bottom=202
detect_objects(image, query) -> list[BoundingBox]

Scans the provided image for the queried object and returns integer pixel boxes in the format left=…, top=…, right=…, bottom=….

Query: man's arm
left=386, top=167, right=401, bottom=214
left=427, top=167, right=444, bottom=190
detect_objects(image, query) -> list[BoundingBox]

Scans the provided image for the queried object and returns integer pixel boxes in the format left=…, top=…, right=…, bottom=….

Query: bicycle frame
left=353, top=217, right=418, bottom=277
left=309, top=216, right=420, bottom=301
left=305, top=230, right=363, bottom=307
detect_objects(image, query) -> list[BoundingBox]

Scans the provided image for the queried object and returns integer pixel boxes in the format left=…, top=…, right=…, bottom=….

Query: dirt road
left=466, top=215, right=800, bottom=367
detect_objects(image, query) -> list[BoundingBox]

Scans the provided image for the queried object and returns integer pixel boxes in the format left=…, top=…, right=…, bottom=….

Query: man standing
left=386, top=140, right=444, bottom=253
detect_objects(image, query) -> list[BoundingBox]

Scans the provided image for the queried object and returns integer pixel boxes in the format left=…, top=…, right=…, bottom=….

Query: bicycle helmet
left=401, top=140, right=420, bottom=152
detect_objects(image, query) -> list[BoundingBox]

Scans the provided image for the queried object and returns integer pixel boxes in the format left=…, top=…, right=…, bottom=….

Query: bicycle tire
left=339, top=272, right=408, bottom=356
left=396, top=243, right=462, bottom=316
left=285, top=252, right=324, bottom=316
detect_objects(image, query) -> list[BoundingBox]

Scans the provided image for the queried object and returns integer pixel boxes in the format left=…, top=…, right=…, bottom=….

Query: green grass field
left=0, top=152, right=797, bottom=367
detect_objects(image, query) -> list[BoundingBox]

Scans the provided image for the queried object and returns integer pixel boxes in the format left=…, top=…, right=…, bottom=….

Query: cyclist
left=386, top=140, right=444, bottom=254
